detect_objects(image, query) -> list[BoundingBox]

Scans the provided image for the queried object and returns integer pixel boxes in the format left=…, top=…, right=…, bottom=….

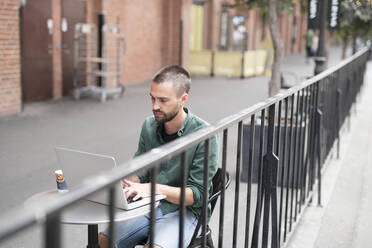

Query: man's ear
left=181, top=93, right=188, bottom=104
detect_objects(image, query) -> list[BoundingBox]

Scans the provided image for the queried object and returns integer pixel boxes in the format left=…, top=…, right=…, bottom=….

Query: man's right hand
left=121, top=179, right=131, bottom=188
left=123, top=181, right=153, bottom=201
left=121, top=175, right=140, bottom=188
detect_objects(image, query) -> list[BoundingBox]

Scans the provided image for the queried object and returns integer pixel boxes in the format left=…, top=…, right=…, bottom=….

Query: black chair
left=136, top=168, right=230, bottom=248
left=188, top=168, right=231, bottom=248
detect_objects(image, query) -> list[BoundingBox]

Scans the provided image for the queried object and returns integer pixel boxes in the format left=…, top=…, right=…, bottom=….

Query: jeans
left=101, top=205, right=198, bottom=248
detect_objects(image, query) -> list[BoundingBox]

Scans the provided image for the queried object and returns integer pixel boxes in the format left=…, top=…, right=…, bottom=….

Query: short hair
left=152, top=65, right=191, bottom=97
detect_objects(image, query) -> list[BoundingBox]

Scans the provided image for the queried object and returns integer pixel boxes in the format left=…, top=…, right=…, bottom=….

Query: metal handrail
left=0, top=47, right=370, bottom=245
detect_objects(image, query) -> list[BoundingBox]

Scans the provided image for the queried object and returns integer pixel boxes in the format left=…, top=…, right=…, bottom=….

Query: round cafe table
left=25, top=189, right=159, bottom=248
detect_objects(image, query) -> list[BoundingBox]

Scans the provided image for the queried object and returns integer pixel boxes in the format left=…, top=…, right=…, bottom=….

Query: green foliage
left=230, top=0, right=299, bottom=30
left=231, top=0, right=297, bottom=16
left=337, top=0, right=372, bottom=40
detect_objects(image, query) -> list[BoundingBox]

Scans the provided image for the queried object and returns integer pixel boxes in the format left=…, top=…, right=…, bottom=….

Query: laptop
left=55, top=147, right=165, bottom=210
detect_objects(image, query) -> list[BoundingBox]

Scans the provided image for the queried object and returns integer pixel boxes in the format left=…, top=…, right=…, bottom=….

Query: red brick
left=0, top=0, right=21, bottom=117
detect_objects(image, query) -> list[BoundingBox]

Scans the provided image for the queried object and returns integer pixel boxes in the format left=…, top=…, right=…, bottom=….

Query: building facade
left=0, top=0, right=308, bottom=117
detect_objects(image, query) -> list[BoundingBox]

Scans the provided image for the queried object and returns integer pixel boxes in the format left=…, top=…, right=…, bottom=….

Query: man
left=305, top=29, right=315, bottom=63
left=99, top=65, right=219, bottom=248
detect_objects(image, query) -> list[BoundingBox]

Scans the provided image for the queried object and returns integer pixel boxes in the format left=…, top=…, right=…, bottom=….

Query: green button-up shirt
left=134, top=108, right=219, bottom=220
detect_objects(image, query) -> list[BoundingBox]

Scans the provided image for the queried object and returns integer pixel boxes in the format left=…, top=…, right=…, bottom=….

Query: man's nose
left=152, top=101, right=160, bottom=111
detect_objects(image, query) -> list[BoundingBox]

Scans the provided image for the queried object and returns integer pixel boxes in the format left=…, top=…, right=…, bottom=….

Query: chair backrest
left=188, top=168, right=231, bottom=247
left=210, top=168, right=230, bottom=213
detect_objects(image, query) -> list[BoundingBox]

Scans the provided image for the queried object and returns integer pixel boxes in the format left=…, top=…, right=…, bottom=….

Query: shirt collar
left=178, top=107, right=191, bottom=136
left=156, top=107, right=191, bottom=138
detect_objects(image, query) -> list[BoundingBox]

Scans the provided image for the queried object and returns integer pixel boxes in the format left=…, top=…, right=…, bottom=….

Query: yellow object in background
left=214, top=51, right=242, bottom=77
left=255, top=50, right=267, bottom=75
left=190, top=5, right=204, bottom=51
left=187, top=50, right=268, bottom=78
left=244, top=51, right=256, bottom=77
left=261, top=37, right=273, bottom=75
left=189, top=50, right=213, bottom=75
left=244, top=50, right=267, bottom=77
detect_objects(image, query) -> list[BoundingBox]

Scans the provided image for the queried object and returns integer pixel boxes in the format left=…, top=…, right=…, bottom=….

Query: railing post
left=269, top=104, right=279, bottom=248
left=270, top=154, right=279, bottom=248
left=299, top=87, right=310, bottom=209
left=202, top=139, right=210, bottom=248
left=108, top=186, right=116, bottom=248
left=316, top=109, right=323, bottom=206
left=308, top=84, right=318, bottom=203
left=290, top=92, right=300, bottom=224
left=218, top=129, right=228, bottom=248
left=295, top=89, right=305, bottom=219
left=336, top=89, right=341, bottom=159
left=251, top=109, right=266, bottom=248
left=284, top=95, right=295, bottom=241
left=179, top=152, right=188, bottom=248
left=261, top=105, right=279, bottom=248
left=233, top=122, right=243, bottom=248
left=149, top=166, right=159, bottom=248
left=278, top=98, right=288, bottom=244
left=244, top=116, right=255, bottom=248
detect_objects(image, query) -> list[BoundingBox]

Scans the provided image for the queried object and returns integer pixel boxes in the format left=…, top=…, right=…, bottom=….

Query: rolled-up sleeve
left=187, top=134, right=219, bottom=208
left=134, top=121, right=150, bottom=183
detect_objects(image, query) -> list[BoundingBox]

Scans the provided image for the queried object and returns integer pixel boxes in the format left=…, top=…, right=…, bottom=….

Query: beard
left=153, top=106, right=180, bottom=124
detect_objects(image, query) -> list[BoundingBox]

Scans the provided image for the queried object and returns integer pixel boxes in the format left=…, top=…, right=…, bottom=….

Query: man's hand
left=121, top=175, right=140, bottom=187
left=122, top=179, right=195, bottom=206
left=123, top=180, right=153, bottom=202
left=121, top=179, right=131, bottom=188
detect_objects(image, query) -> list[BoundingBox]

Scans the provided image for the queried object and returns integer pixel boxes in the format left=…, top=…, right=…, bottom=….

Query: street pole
left=314, top=0, right=327, bottom=75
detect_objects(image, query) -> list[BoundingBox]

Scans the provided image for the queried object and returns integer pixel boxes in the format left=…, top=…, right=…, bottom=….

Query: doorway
left=21, top=0, right=53, bottom=102
left=62, top=0, right=86, bottom=96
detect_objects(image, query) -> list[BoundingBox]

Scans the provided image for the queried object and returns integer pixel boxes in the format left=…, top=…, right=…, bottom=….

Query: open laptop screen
left=55, top=147, right=165, bottom=210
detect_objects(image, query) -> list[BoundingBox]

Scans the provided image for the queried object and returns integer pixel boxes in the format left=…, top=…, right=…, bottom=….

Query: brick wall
left=0, top=0, right=22, bottom=116
left=180, top=0, right=191, bottom=67
left=52, top=0, right=62, bottom=98
left=116, top=0, right=189, bottom=85
left=102, top=0, right=124, bottom=88
left=121, top=0, right=175, bottom=85
left=85, top=0, right=186, bottom=86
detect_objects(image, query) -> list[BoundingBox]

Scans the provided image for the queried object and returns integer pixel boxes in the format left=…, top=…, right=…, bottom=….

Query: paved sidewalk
left=286, top=60, right=372, bottom=248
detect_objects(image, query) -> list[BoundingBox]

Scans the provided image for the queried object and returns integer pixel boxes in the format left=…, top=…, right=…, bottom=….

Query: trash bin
left=241, top=123, right=306, bottom=188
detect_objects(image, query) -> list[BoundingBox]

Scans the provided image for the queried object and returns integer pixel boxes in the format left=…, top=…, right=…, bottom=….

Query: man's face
left=150, top=81, right=184, bottom=124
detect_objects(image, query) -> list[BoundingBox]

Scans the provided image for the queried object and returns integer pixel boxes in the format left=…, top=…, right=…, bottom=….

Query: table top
left=24, top=189, right=158, bottom=225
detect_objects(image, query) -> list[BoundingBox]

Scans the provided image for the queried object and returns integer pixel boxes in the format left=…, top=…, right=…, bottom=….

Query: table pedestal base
left=87, top=224, right=100, bottom=248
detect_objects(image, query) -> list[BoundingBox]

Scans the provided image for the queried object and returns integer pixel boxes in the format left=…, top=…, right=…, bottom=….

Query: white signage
left=329, top=0, right=340, bottom=29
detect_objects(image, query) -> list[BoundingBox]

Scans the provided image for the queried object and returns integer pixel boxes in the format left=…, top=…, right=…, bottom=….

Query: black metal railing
left=0, top=47, right=370, bottom=248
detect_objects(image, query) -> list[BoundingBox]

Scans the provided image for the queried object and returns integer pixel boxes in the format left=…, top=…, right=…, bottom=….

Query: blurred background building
left=0, top=0, right=308, bottom=117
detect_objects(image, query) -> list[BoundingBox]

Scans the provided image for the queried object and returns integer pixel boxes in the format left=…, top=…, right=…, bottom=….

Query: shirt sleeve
left=134, top=121, right=150, bottom=183
left=187, top=134, right=219, bottom=209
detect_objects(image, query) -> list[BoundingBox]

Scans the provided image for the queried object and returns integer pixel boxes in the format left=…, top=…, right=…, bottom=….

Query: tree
left=267, top=0, right=284, bottom=97
left=337, top=0, right=372, bottom=58
left=232, top=0, right=295, bottom=97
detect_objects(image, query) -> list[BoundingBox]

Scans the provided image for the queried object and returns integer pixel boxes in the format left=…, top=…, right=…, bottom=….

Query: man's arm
left=156, top=184, right=194, bottom=205
left=133, top=120, right=151, bottom=183
left=123, top=180, right=195, bottom=206
left=186, top=135, right=219, bottom=209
